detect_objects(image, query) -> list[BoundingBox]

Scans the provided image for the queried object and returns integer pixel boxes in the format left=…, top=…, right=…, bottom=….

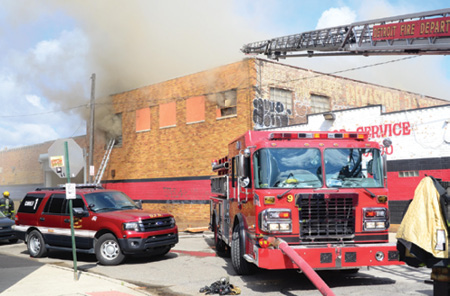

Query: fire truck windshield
left=253, top=148, right=323, bottom=188
left=324, top=148, right=384, bottom=188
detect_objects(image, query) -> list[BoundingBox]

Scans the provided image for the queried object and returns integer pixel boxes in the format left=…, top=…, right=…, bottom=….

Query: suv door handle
left=39, top=217, right=45, bottom=221
left=64, top=219, right=70, bottom=223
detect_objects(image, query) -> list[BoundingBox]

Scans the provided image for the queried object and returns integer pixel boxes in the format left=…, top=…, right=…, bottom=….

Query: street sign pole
left=64, top=141, right=78, bottom=280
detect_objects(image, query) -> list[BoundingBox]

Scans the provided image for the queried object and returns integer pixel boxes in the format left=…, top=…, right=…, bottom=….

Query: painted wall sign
left=273, top=105, right=450, bottom=161
left=356, top=122, right=411, bottom=138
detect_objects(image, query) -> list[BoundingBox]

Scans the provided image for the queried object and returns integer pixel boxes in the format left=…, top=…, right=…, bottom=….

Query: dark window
left=232, top=157, right=236, bottom=188
left=17, top=194, right=45, bottom=214
left=214, top=89, right=237, bottom=118
left=43, top=194, right=65, bottom=214
left=62, top=195, right=85, bottom=215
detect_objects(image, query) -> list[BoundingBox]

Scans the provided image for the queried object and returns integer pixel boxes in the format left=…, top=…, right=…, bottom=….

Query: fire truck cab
left=210, top=130, right=401, bottom=274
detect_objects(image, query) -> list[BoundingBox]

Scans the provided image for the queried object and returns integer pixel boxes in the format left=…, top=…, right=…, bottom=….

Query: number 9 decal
left=287, top=194, right=294, bottom=203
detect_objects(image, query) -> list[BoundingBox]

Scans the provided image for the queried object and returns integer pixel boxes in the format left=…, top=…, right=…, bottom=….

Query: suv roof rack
left=35, top=184, right=104, bottom=191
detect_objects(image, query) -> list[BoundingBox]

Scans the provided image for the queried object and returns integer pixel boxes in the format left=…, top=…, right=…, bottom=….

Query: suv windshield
left=254, top=148, right=322, bottom=188
left=84, top=191, right=138, bottom=213
left=324, top=148, right=384, bottom=188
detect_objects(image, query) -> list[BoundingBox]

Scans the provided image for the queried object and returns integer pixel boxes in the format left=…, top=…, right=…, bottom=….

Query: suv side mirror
left=73, top=207, right=89, bottom=217
left=135, top=200, right=143, bottom=210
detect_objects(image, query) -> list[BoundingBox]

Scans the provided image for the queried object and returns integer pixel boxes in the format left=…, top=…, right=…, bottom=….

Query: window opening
left=310, top=94, right=330, bottom=113
left=214, top=89, right=237, bottom=118
left=270, top=88, right=293, bottom=113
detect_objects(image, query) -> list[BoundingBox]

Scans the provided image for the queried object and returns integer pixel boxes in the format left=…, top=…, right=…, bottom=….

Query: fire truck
left=222, top=8, right=450, bottom=292
left=210, top=130, right=401, bottom=274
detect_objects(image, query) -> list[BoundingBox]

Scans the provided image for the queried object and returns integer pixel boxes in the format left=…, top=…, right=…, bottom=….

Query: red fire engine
left=210, top=130, right=401, bottom=275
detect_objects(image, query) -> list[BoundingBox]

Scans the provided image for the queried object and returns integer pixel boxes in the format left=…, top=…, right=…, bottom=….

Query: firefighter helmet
left=3, top=191, right=9, bottom=197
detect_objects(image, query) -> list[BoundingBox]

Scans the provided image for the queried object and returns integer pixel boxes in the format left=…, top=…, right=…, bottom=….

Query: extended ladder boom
left=242, top=8, right=450, bottom=59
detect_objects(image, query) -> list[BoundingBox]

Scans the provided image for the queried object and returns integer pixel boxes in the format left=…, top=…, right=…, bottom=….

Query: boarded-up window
left=270, top=88, right=293, bottom=112
left=215, top=89, right=237, bottom=118
left=310, top=94, right=330, bottom=113
left=136, top=107, right=151, bottom=132
left=186, top=96, right=205, bottom=123
left=159, top=102, right=176, bottom=128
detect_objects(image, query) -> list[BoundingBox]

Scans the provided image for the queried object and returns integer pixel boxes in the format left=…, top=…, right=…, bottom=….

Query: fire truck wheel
left=95, top=233, right=126, bottom=265
left=231, top=224, right=256, bottom=275
left=213, top=221, right=228, bottom=256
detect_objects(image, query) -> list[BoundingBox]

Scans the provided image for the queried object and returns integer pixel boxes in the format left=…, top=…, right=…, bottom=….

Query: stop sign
left=48, top=139, right=84, bottom=178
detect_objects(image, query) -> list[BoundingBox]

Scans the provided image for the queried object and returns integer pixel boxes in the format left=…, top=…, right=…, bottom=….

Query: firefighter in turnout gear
left=0, top=191, right=14, bottom=218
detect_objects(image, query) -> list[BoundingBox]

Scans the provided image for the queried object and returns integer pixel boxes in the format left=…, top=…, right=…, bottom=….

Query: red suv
left=14, top=185, right=178, bottom=265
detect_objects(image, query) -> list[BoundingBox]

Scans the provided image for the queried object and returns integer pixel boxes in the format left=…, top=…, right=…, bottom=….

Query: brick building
left=1, top=58, right=447, bottom=229
left=94, top=58, right=447, bottom=229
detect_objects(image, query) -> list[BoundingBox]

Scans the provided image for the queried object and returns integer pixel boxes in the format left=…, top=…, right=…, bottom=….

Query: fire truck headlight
left=363, top=207, right=389, bottom=231
left=259, top=208, right=292, bottom=234
left=269, top=224, right=280, bottom=231
left=279, top=223, right=291, bottom=231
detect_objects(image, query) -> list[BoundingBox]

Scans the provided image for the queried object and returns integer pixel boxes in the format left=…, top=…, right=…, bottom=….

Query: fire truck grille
left=141, top=217, right=174, bottom=231
left=297, top=193, right=356, bottom=242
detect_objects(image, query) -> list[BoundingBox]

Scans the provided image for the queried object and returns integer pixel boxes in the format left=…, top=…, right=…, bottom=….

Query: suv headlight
left=259, top=208, right=292, bottom=233
left=123, top=222, right=142, bottom=232
left=363, top=208, right=389, bottom=231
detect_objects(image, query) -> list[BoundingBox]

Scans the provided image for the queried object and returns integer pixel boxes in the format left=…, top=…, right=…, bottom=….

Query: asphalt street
left=0, top=232, right=438, bottom=296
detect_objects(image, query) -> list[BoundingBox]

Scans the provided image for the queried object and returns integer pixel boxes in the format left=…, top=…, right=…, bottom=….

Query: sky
left=0, top=0, right=449, bottom=149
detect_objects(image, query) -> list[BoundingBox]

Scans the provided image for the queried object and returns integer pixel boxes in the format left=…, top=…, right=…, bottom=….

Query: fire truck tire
left=213, top=220, right=228, bottom=256
left=231, top=224, right=256, bottom=275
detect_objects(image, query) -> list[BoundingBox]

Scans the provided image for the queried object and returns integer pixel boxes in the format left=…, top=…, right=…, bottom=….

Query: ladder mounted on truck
left=242, top=8, right=450, bottom=59
left=94, top=138, right=115, bottom=184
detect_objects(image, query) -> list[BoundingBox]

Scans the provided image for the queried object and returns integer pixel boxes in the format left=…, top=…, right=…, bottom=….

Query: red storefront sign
left=372, top=16, right=450, bottom=40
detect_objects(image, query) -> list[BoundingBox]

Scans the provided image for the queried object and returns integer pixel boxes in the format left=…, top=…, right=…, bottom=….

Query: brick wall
left=256, top=59, right=446, bottom=126
left=0, top=136, right=87, bottom=186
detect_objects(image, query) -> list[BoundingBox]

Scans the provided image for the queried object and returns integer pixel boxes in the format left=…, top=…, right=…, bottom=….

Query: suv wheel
left=27, top=230, right=47, bottom=258
left=95, top=233, right=125, bottom=265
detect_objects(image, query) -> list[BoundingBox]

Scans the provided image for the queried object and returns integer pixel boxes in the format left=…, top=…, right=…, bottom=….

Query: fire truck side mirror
left=237, top=154, right=251, bottom=188
left=382, top=154, right=388, bottom=180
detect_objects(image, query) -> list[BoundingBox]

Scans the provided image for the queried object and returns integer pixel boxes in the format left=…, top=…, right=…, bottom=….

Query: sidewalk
left=1, top=264, right=152, bottom=296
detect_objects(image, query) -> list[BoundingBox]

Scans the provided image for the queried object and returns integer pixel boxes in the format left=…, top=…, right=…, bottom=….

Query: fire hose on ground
left=267, top=237, right=336, bottom=296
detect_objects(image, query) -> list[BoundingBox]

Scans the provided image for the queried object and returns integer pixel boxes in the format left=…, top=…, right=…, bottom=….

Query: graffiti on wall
left=253, top=98, right=291, bottom=129
left=292, top=99, right=310, bottom=120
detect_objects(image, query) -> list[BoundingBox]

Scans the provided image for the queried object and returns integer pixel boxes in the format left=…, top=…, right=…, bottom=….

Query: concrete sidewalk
left=1, top=264, right=152, bottom=296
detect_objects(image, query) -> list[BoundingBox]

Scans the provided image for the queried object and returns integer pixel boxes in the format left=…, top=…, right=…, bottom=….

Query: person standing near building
left=0, top=191, right=14, bottom=218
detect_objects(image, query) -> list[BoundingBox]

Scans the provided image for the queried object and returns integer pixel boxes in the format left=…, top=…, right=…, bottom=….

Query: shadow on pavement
left=0, top=253, right=44, bottom=294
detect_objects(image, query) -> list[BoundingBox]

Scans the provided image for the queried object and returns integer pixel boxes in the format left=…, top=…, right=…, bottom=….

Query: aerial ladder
left=242, top=8, right=450, bottom=296
left=242, top=8, right=450, bottom=59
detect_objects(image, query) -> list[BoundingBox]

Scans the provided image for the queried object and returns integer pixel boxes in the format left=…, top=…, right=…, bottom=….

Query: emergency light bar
left=268, top=132, right=367, bottom=140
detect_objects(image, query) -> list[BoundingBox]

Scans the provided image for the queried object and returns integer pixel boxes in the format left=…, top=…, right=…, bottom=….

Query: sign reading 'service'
left=372, top=16, right=450, bottom=40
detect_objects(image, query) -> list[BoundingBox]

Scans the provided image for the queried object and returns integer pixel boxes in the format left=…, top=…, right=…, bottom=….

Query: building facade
left=0, top=58, right=447, bottom=228
left=93, top=58, right=447, bottom=228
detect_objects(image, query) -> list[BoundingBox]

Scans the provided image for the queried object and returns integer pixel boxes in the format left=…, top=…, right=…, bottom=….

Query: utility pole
left=88, top=73, right=96, bottom=183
